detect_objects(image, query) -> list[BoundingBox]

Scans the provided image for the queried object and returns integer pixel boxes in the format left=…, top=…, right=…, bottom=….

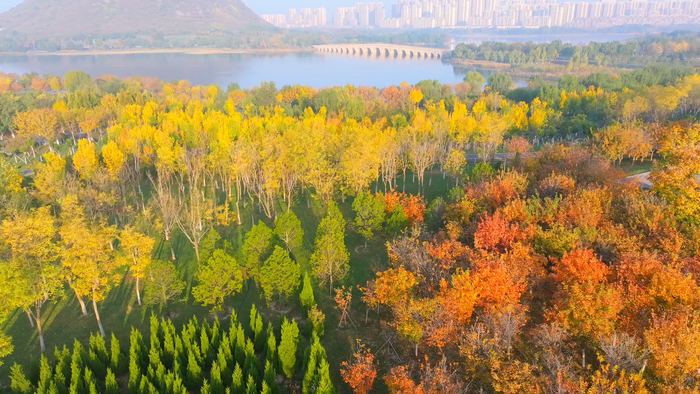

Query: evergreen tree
left=265, top=326, right=277, bottom=370
left=200, top=379, right=211, bottom=394
left=105, top=369, right=119, bottom=394
left=192, top=249, right=244, bottom=313
left=243, top=339, right=259, bottom=380
left=254, top=312, right=265, bottom=351
left=260, top=246, right=302, bottom=305
left=244, top=375, right=257, bottom=394
left=186, top=350, right=203, bottom=388
left=278, top=318, right=299, bottom=378
left=201, top=328, right=212, bottom=368
left=229, top=309, right=238, bottom=339
left=234, top=324, right=246, bottom=367
left=69, top=341, right=85, bottom=394
left=261, top=381, right=272, bottom=394
left=231, top=363, right=244, bottom=394
left=110, top=333, right=125, bottom=374
left=38, top=355, right=53, bottom=393
left=242, top=221, right=274, bottom=280
left=128, top=355, right=141, bottom=393
left=249, top=304, right=259, bottom=336
left=299, top=273, right=315, bottom=313
left=315, top=360, right=335, bottom=394
left=274, top=211, right=304, bottom=252
left=264, top=360, right=278, bottom=394
left=311, top=202, right=350, bottom=294
left=210, top=361, right=224, bottom=394
left=10, top=363, right=34, bottom=394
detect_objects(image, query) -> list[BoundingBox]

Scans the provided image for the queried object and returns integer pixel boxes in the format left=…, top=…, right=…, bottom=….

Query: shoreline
left=0, top=47, right=313, bottom=57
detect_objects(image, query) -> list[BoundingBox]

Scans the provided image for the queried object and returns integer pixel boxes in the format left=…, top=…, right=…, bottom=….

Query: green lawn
left=0, top=166, right=454, bottom=392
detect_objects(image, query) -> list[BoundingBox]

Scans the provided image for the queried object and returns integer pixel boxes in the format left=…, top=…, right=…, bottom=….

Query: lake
left=0, top=51, right=527, bottom=89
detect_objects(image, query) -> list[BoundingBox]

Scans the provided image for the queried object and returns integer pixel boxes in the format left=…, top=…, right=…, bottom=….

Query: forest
left=0, top=61, right=697, bottom=394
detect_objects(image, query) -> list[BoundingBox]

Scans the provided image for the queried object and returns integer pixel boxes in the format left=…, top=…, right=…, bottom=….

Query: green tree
left=242, top=221, right=274, bottom=280
left=105, top=369, right=119, bottom=394
left=352, top=191, right=386, bottom=249
left=386, top=206, right=410, bottom=237
left=278, top=318, right=299, bottom=378
left=10, top=363, right=34, bottom=394
left=143, top=260, right=185, bottom=312
left=260, top=246, right=301, bottom=304
left=64, top=71, right=93, bottom=93
left=192, top=250, right=244, bottom=313
left=487, top=73, right=514, bottom=95
left=200, top=228, right=222, bottom=264
left=311, top=203, right=350, bottom=294
left=464, top=71, right=485, bottom=96
left=299, top=273, right=315, bottom=312
left=274, top=211, right=304, bottom=252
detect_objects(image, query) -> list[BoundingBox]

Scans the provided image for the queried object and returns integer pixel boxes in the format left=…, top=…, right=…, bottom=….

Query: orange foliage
left=474, top=212, right=520, bottom=253
left=341, top=340, right=377, bottom=394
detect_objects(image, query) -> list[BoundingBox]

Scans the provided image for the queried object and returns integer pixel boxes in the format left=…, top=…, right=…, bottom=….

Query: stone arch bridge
left=313, top=44, right=444, bottom=60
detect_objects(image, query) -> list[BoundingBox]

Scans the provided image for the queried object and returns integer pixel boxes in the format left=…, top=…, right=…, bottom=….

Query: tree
left=242, top=221, right=274, bottom=280
left=12, top=108, right=59, bottom=147
left=465, top=71, right=485, bottom=96
left=274, top=211, right=304, bottom=252
left=352, top=191, right=386, bottom=249
left=259, top=246, right=301, bottom=304
left=341, top=340, right=377, bottom=394
left=278, top=318, right=299, bottom=378
left=60, top=196, right=119, bottom=337
left=118, top=226, right=155, bottom=306
left=73, top=140, right=100, bottom=180
left=300, top=273, right=315, bottom=312
left=64, top=71, right=93, bottom=92
left=0, top=207, right=62, bottom=352
left=487, top=73, right=514, bottom=95
left=143, top=260, right=185, bottom=312
left=192, top=249, right=244, bottom=313
left=311, top=203, right=350, bottom=294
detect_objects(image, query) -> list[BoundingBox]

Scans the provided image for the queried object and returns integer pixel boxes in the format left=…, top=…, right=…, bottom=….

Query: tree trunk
left=26, top=310, right=35, bottom=327
left=414, top=343, right=418, bottom=357
left=35, top=307, right=46, bottom=352
left=135, top=277, right=142, bottom=306
left=194, top=243, right=201, bottom=262
left=93, top=295, right=106, bottom=338
left=74, top=287, right=88, bottom=316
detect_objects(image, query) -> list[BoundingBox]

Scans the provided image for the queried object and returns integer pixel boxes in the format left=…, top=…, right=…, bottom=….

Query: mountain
left=0, top=0, right=269, bottom=38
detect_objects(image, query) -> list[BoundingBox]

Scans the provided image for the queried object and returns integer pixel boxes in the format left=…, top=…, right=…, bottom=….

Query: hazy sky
left=0, top=0, right=394, bottom=15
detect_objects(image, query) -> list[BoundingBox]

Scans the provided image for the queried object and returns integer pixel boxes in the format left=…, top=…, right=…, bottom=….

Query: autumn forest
left=0, top=61, right=698, bottom=394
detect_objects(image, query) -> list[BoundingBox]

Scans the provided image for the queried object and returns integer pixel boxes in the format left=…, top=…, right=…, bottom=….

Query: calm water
left=0, top=52, right=527, bottom=89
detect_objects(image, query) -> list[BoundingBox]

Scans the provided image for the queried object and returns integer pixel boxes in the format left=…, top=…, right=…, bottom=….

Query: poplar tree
left=311, top=203, right=350, bottom=294
left=352, top=190, right=386, bottom=249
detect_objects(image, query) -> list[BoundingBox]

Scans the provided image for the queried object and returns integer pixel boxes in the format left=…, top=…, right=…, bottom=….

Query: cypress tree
left=10, top=363, right=34, bottom=394
left=265, top=325, right=277, bottom=370
left=69, top=341, right=85, bottom=394
left=128, top=355, right=141, bottom=393
left=89, top=333, right=109, bottom=365
left=200, top=379, right=211, bottom=394
left=299, top=273, right=315, bottom=313
left=244, top=375, right=256, bottom=394
left=249, top=304, right=258, bottom=337
left=186, top=350, right=203, bottom=388
left=263, top=360, right=278, bottom=394
left=234, top=324, right=246, bottom=367
left=105, top=369, right=119, bottom=394
left=201, top=328, right=212, bottom=368
left=231, top=363, right=244, bottom=394
left=254, top=313, right=264, bottom=351
left=229, top=309, right=238, bottom=340
left=110, top=334, right=125, bottom=374
left=261, top=382, right=271, bottom=394
left=84, top=369, right=98, bottom=394
left=38, top=355, right=53, bottom=393
left=315, top=360, right=335, bottom=394
left=278, top=318, right=299, bottom=379
left=210, top=361, right=224, bottom=394
left=243, top=339, right=259, bottom=380
left=216, top=346, right=230, bottom=386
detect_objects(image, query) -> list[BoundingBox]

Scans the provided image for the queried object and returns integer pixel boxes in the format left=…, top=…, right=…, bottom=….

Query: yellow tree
left=60, top=195, right=120, bottom=337
left=13, top=108, right=59, bottom=148
left=0, top=207, right=62, bottom=352
left=118, top=227, right=155, bottom=306
left=73, top=139, right=99, bottom=180
left=33, top=153, right=67, bottom=204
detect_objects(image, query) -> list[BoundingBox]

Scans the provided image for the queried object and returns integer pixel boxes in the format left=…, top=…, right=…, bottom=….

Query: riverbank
left=450, top=58, right=512, bottom=69
left=0, top=47, right=313, bottom=57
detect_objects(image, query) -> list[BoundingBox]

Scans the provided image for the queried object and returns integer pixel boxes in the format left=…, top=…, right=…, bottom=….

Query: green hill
left=0, top=0, right=269, bottom=39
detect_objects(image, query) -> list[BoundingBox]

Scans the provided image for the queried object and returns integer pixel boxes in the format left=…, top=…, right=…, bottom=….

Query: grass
left=0, top=166, right=454, bottom=393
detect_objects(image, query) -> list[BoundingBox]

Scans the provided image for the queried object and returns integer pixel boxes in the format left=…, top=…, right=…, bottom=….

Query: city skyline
left=262, top=0, right=700, bottom=29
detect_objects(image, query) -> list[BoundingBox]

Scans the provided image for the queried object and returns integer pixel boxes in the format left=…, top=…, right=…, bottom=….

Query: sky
left=0, top=0, right=394, bottom=15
